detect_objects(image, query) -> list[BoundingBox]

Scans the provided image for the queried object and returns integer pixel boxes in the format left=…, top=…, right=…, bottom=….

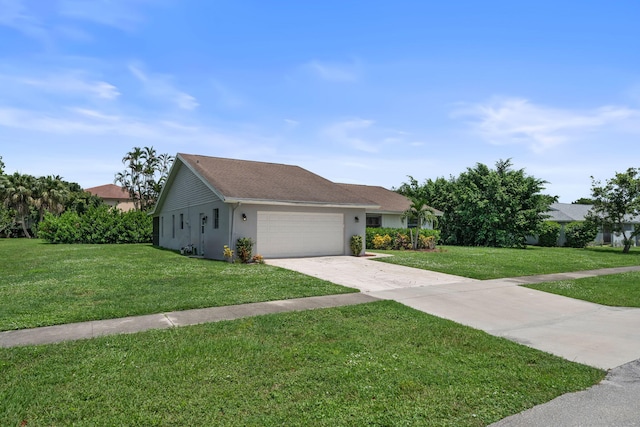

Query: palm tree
left=403, top=196, right=438, bottom=250
left=3, top=173, right=36, bottom=238
left=34, top=175, right=69, bottom=222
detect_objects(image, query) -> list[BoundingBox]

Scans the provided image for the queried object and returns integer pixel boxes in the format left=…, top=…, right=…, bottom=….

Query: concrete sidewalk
left=0, top=293, right=378, bottom=348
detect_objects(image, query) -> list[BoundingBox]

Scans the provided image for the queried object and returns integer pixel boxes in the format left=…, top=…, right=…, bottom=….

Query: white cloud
left=454, top=97, right=640, bottom=153
left=324, top=118, right=378, bottom=152
left=303, top=60, right=360, bottom=82
left=19, top=73, right=120, bottom=100
left=128, top=63, right=199, bottom=110
left=0, top=0, right=50, bottom=44
left=58, top=0, right=152, bottom=32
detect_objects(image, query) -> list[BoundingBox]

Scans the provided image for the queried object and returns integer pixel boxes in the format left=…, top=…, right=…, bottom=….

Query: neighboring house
left=337, top=183, right=442, bottom=229
left=85, top=184, right=135, bottom=212
left=151, top=154, right=378, bottom=259
left=532, top=202, right=640, bottom=247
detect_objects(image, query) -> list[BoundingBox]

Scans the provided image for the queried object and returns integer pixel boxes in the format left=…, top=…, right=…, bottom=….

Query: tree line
left=0, top=147, right=173, bottom=241
left=397, top=159, right=640, bottom=252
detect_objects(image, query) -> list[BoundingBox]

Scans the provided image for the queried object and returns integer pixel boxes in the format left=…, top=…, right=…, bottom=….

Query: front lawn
left=525, top=271, right=640, bottom=307
left=0, top=239, right=355, bottom=331
left=0, top=301, right=604, bottom=427
left=373, top=246, right=640, bottom=280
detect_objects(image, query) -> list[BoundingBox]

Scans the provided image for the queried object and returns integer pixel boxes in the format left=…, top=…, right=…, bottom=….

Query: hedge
left=39, top=205, right=152, bottom=244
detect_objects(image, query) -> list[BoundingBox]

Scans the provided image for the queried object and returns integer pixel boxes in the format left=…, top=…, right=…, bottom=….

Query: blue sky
left=1, top=0, right=639, bottom=202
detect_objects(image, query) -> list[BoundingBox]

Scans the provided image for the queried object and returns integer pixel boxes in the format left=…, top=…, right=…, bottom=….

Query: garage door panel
left=257, top=211, right=344, bottom=258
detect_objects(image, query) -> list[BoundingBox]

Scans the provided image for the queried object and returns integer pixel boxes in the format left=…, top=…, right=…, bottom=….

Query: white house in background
left=337, top=183, right=442, bottom=229
left=85, top=184, right=135, bottom=212
left=151, top=153, right=378, bottom=259
left=538, top=202, right=640, bottom=247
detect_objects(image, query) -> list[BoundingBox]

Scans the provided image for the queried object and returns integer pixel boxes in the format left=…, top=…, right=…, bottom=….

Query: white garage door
left=257, top=211, right=344, bottom=258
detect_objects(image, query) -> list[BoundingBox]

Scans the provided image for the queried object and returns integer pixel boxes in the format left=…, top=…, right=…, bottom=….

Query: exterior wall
left=156, top=163, right=232, bottom=259
left=231, top=204, right=367, bottom=257
left=381, top=214, right=405, bottom=228
left=104, top=199, right=135, bottom=212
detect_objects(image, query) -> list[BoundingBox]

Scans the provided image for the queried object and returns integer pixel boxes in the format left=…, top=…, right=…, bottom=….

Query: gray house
left=336, top=183, right=442, bottom=229
left=151, top=154, right=378, bottom=259
left=535, top=203, right=640, bottom=247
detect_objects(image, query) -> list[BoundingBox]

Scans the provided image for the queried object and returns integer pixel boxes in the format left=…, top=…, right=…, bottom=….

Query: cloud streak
left=454, top=97, right=640, bottom=152
left=303, top=60, right=360, bottom=82
left=129, top=63, right=199, bottom=110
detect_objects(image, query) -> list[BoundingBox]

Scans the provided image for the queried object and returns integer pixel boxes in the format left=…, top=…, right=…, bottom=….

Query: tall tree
left=2, top=172, right=36, bottom=237
left=398, top=160, right=555, bottom=248
left=34, top=175, right=69, bottom=222
left=588, top=168, right=640, bottom=253
left=115, top=146, right=174, bottom=211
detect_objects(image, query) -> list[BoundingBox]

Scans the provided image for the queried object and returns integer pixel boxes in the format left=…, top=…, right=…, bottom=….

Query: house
left=533, top=203, right=640, bottom=247
left=85, top=184, right=135, bottom=212
left=337, top=183, right=442, bottom=229
left=151, top=154, right=379, bottom=259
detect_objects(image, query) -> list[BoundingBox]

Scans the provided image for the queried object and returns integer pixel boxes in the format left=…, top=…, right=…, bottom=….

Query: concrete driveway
left=267, top=255, right=640, bottom=370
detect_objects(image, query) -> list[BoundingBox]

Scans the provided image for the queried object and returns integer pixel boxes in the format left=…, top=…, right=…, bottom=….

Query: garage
left=257, top=211, right=344, bottom=258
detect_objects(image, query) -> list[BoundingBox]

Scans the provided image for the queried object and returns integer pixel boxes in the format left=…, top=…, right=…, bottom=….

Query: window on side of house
left=180, top=213, right=184, bottom=230
left=161, top=216, right=164, bottom=237
left=366, top=215, right=381, bottom=228
left=172, top=215, right=175, bottom=238
left=213, top=208, right=219, bottom=229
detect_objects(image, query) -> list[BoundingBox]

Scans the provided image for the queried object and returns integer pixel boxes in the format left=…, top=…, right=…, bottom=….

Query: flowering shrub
left=252, top=254, right=265, bottom=264
left=372, top=234, right=392, bottom=249
left=419, top=235, right=436, bottom=250
left=223, top=245, right=234, bottom=262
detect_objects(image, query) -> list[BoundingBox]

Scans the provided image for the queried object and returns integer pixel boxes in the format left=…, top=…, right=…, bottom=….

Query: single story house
left=85, top=184, right=135, bottom=212
left=530, top=202, right=640, bottom=247
left=337, top=183, right=442, bottom=229
left=151, top=154, right=379, bottom=259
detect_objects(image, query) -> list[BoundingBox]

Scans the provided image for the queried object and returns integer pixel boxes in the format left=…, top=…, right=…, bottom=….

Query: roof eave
left=224, top=197, right=379, bottom=209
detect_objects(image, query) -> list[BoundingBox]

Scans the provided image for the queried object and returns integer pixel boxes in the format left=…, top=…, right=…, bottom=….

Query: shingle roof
left=178, top=153, right=378, bottom=207
left=336, top=183, right=443, bottom=215
left=546, top=203, right=594, bottom=222
left=85, top=184, right=130, bottom=200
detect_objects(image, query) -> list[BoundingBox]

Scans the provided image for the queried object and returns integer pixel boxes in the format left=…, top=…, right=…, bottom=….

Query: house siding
left=156, top=163, right=230, bottom=258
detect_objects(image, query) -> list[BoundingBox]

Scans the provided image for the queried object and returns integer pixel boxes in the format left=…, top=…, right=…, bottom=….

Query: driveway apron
left=267, top=256, right=640, bottom=370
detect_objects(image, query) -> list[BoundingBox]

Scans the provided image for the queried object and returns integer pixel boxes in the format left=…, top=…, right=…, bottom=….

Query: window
left=366, top=215, right=381, bottom=228
left=161, top=216, right=164, bottom=237
left=180, top=213, right=184, bottom=230
left=172, top=215, right=175, bottom=238
left=213, top=208, right=219, bottom=229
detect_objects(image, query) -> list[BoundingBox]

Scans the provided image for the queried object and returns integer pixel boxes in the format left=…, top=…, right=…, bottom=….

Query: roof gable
left=174, top=154, right=378, bottom=207
left=85, top=184, right=130, bottom=200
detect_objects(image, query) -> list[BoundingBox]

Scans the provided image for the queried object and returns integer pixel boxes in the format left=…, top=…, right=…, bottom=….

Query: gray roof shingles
left=179, top=153, right=378, bottom=206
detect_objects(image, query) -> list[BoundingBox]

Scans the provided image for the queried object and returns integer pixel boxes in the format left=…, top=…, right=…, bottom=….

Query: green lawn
left=373, top=246, right=640, bottom=280
left=525, top=271, right=640, bottom=307
left=0, top=239, right=355, bottom=331
left=0, top=301, right=604, bottom=427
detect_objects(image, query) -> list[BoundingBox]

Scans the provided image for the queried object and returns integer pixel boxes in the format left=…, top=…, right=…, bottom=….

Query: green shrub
left=564, top=221, right=598, bottom=248
left=350, top=235, right=363, bottom=256
left=366, top=227, right=440, bottom=250
left=537, top=221, right=561, bottom=247
left=236, top=237, right=253, bottom=263
left=39, top=206, right=152, bottom=244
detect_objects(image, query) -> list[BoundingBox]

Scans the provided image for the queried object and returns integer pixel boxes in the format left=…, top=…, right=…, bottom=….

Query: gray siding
left=162, top=162, right=220, bottom=211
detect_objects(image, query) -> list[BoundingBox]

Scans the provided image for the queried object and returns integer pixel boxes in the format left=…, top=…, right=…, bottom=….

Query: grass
left=372, top=246, right=640, bottom=280
left=525, top=271, right=640, bottom=307
left=0, top=239, right=356, bottom=331
left=0, top=301, right=604, bottom=427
